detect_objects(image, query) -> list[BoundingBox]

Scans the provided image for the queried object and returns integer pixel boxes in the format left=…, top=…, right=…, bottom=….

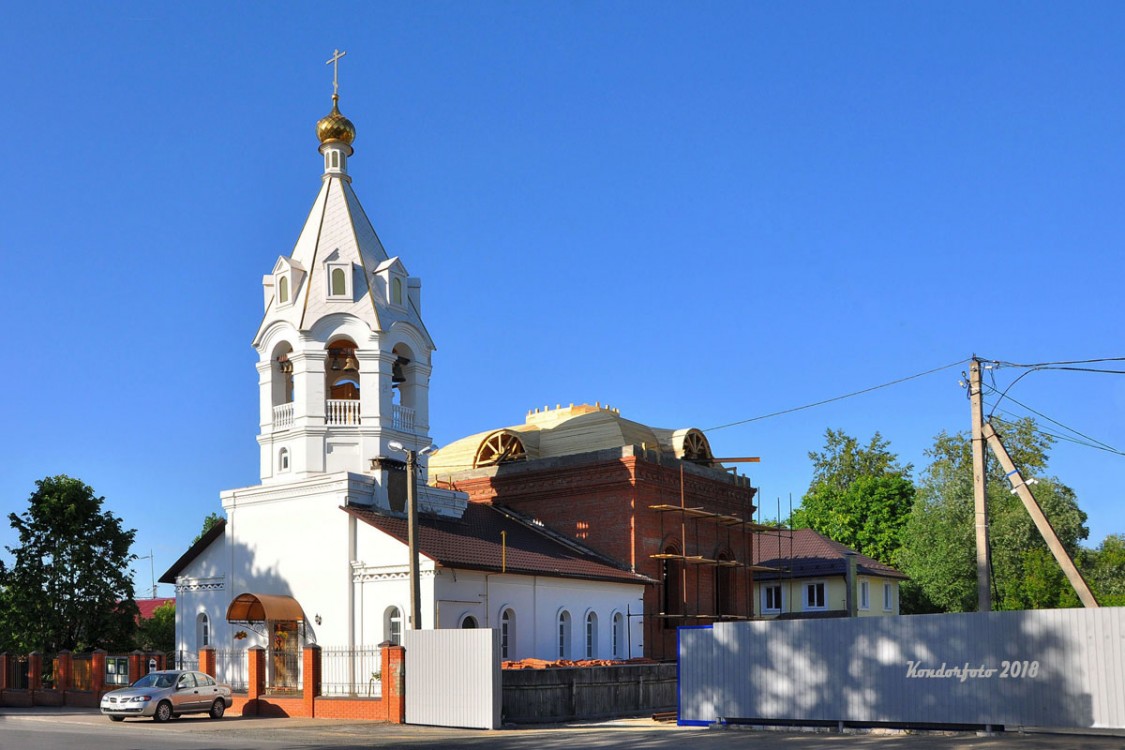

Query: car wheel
left=108, top=716, right=125, bottom=722
left=153, top=701, right=173, bottom=723
left=209, top=699, right=226, bottom=719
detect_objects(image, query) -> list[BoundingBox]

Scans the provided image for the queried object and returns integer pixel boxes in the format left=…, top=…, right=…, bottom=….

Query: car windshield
left=132, top=673, right=177, bottom=689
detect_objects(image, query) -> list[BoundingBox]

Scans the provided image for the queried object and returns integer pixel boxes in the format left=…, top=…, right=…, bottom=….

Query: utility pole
left=389, top=441, right=436, bottom=630
left=969, top=358, right=991, bottom=612
left=405, top=448, right=422, bottom=630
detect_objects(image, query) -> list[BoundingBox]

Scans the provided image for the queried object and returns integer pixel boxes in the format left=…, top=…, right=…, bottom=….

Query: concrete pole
left=970, top=358, right=992, bottom=612
left=406, top=449, right=422, bottom=629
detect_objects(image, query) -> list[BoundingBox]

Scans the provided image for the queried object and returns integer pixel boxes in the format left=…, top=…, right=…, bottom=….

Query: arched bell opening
left=271, top=342, right=295, bottom=407
left=325, top=338, right=360, bottom=425
left=390, top=343, right=416, bottom=410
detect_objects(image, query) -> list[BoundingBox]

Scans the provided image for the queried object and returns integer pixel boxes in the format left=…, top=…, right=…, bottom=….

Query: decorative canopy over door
left=226, top=592, right=307, bottom=623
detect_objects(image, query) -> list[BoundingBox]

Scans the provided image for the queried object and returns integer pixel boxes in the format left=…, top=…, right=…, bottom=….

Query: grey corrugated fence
left=679, top=608, right=1125, bottom=730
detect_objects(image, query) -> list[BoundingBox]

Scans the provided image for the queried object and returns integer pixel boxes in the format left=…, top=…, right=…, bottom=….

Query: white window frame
left=197, top=612, right=210, bottom=648
left=326, top=262, right=352, bottom=300
left=278, top=448, right=290, bottom=472
left=557, top=610, right=571, bottom=659
left=585, top=611, right=598, bottom=659
left=859, top=580, right=870, bottom=610
left=384, top=606, right=403, bottom=645
left=500, top=608, right=514, bottom=660
left=763, top=583, right=783, bottom=613
left=883, top=582, right=894, bottom=611
left=611, top=612, right=624, bottom=658
left=277, top=274, right=292, bottom=307
left=804, top=581, right=826, bottom=611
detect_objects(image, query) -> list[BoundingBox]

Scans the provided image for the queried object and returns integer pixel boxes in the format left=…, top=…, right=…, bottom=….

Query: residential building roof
left=752, top=528, right=907, bottom=581
left=344, top=503, right=655, bottom=586
left=136, top=597, right=175, bottom=619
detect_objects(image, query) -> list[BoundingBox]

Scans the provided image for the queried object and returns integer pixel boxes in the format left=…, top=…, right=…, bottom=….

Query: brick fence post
left=28, top=652, right=43, bottom=693
left=247, top=646, right=265, bottom=715
left=91, top=649, right=107, bottom=698
left=199, top=646, right=216, bottom=678
left=380, top=642, right=405, bottom=724
left=0, top=652, right=9, bottom=692
left=56, top=651, right=72, bottom=694
left=302, top=645, right=320, bottom=718
left=128, top=650, right=145, bottom=685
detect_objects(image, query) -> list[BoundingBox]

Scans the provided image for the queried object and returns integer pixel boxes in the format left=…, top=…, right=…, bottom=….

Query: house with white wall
left=752, top=528, right=906, bottom=618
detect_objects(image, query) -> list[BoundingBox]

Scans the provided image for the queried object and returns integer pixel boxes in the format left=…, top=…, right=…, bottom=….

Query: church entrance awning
left=226, top=592, right=307, bottom=623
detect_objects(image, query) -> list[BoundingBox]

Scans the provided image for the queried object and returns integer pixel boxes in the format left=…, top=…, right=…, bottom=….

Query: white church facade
left=162, top=73, right=649, bottom=681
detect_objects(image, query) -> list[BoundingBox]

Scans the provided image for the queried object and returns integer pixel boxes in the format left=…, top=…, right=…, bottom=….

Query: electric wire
left=703, top=358, right=970, bottom=433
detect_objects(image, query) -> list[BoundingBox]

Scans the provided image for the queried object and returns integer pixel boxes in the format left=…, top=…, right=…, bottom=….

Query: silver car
left=100, top=669, right=232, bottom=722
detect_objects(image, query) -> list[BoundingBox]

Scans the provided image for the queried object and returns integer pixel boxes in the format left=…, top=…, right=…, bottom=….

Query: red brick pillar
left=199, top=646, right=216, bottom=678
left=302, top=645, right=320, bottom=718
left=247, top=646, right=265, bottom=713
left=128, top=651, right=145, bottom=685
left=0, top=653, right=9, bottom=691
left=56, top=651, right=72, bottom=693
left=153, top=652, right=165, bottom=671
left=28, top=653, right=42, bottom=693
left=380, top=642, right=406, bottom=724
left=91, top=650, right=107, bottom=697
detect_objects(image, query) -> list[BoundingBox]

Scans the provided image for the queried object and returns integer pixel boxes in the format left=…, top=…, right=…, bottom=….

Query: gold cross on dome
left=326, top=49, right=347, bottom=96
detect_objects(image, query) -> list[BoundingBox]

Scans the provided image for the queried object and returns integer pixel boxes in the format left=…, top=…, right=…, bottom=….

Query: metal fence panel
left=679, top=608, right=1125, bottom=729
left=404, top=629, right=500, bottom=730
left=320, top=645, right=382, bottom=697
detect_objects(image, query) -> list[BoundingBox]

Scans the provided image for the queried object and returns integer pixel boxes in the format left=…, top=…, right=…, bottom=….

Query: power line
left=982, top=388, right=1125, bottom=458
left=993, top=356, right=1125, bottom=368
left=703, top=358, right=969, bottom=433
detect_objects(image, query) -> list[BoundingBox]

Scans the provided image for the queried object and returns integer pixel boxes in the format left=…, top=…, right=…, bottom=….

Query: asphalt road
left=1, top=707, right=1123, bottom=750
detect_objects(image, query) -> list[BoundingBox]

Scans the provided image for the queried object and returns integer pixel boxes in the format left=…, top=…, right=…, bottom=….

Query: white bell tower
left=250, top=61, right=436, bottom=504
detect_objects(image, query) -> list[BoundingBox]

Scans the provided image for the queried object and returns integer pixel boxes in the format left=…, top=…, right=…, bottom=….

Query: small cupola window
left=326, top=262, right=353, bottom=301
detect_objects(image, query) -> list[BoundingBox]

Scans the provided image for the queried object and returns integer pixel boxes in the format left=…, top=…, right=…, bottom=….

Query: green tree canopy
left=135, top=601, right=176, bottom=653
left=1079, top=534, right=1125, bottom=606
left=900, top=417, right=1089, bottom=613
left=192, top=511, right=224, bottom=545
left=0, top=475, right=139, bottom=652
left=791, top=429, right=916, bottom=565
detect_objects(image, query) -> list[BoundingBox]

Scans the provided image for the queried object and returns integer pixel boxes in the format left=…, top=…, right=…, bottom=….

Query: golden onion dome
left=316, top=95, right=356, bottom=146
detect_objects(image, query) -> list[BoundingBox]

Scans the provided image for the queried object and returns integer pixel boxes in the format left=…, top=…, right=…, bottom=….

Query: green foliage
left=792, top=429, right=916, bottom=565
left=0, top=476, right=138, bottom=652
left=135, top=602, right=176, bottom=653
left=192, top=512, right=223, bottom=546
left=1079, top=534, right=1125, bottom=602
left=804, top=429, right=912, bottom=492
left=899, top=418, right=1089, bottom=613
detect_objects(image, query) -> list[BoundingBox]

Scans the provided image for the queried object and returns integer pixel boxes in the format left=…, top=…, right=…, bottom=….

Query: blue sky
left=2, top=2, right=1122, bottom=598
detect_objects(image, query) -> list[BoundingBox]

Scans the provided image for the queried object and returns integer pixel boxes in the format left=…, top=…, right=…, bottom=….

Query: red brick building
left=428, top=404, right=763, bottom=660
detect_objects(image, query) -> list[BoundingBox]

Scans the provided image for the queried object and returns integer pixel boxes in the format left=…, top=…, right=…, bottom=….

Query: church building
left=162, top=70, right=650, bottom=687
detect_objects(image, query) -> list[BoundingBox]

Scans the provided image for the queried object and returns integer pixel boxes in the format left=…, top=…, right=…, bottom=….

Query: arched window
left=557, top=610, right=571, bottom=659
left=460, top=615, right=478, bottom=629
left=612, top=612, right=625, bottom=658
left=197, top=613, right=210, bottom=648
left=715, top=553, right=734, bottom=616
left=330, top=151, right=340, bottom=169
left=661, top=543, right=682, bottom=629
left=331, top=267, right=346, bottom=297
left=384, top=606, right=402, bottom=645
left=392, top=277, right=403, bottom=305
left=500, top=609, right=515, bottom=660
left=278, top=276, right=289, bottom=304
left=585, top=612, right=598, bottom=659
left=279, top=448, right=290, bottom=472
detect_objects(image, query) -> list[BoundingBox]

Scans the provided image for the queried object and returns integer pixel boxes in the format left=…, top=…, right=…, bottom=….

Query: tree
left=0, top=475, right=138, bottom=653
left=899, top=418, right=1089, bottom=613
left=1079, top=534, right=1125, bottom=606
left=192, top=512, right=224, bottom=545
left=792, top=429, right=915, bottom=565
left=135, top=601, right=176, bottom=653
